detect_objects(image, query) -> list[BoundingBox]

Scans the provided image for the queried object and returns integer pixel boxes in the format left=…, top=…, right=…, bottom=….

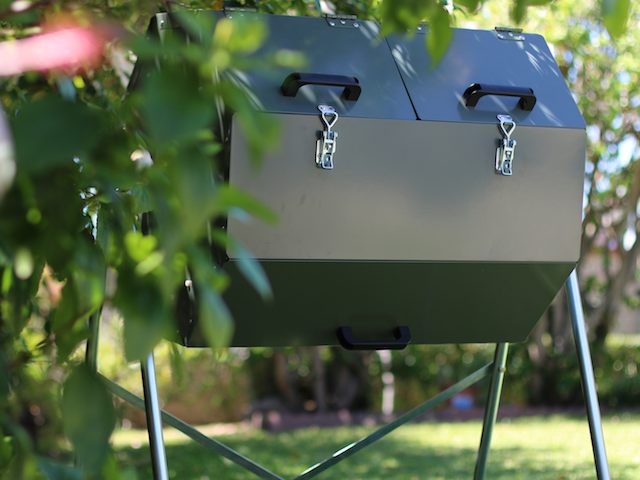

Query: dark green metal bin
left=137, top=11, right=586, bottom=348
left=118, top=11, right=613, bottom=480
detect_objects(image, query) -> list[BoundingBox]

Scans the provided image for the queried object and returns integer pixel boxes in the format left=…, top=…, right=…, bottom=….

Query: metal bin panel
left=227, top=114, right=585, bottom=263
left=177, top=260, right=575, bottom=347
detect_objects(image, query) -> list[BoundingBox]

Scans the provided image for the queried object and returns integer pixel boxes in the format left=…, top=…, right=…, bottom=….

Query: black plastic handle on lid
left=337, top=326, right=412, bottom=351
left=281, top=73, right=362, bottom=101
left=463, top=83, right=537, bottom=111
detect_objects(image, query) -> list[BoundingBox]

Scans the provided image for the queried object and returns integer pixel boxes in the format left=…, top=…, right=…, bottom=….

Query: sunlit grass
left=607, top=333, right=640, bottom=347
left=114, top=413, right=640, bottom=479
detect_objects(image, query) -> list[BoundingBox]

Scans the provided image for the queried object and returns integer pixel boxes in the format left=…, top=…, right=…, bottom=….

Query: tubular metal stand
left=141, top=352, right=170, bottom=480
left=566, top=270, right=611, bottom=480
left=87, top=269, right=610, bottom=479
left=474, top=342, right=509, bottom=480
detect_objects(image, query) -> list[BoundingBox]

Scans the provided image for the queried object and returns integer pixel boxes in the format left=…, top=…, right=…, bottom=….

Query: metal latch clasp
left=496, top=114, right=517, bottom=176
left=316, top=105, right=338, bottom=170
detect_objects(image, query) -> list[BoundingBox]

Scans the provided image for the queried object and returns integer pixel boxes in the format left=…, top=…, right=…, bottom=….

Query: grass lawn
left=114, top=413, right=640, bottom=479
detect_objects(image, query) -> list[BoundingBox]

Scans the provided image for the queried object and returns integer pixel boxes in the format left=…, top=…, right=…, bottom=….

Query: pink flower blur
left=0, top=26, right=109, bottom=76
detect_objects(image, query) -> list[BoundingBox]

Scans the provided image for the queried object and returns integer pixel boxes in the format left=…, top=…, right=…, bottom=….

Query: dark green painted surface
left=177, top=261, right=575, bottom=347
left=387, top=28, right=586, bottom=129
left=171, top=11, right=416, bottom=120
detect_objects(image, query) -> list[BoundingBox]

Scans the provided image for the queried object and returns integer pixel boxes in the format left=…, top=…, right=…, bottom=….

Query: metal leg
left=141, top=352, right=170, bottom=480
left=566, top=270, right=611, bottom=480
left=474, top=342, right=509, bottom=480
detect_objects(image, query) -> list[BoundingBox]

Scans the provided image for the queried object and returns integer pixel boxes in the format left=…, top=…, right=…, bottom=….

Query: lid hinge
left=325, top=14, right=360, bottom=28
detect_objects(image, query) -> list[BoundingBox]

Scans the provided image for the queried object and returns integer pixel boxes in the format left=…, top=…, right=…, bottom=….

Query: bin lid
left=204, top=12, right=416, bottom=120
left=387, top=28, right=585, bottom=128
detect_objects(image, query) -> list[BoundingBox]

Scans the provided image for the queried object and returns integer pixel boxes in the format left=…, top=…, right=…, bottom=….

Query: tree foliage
left=0, top=0, right=635, bottom=477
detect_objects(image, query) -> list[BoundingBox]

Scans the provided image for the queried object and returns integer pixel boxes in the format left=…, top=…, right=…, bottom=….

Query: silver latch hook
left=498, top=114, right=516, bottom=139
left=319, top=104, right=338, bottom=130
left=495, top=114, right=517, bottom=176
left=316, top=105, right=339, bottom=170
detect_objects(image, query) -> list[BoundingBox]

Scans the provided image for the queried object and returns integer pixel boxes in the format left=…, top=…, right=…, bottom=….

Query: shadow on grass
left=116, top=427, right=602, bottom=480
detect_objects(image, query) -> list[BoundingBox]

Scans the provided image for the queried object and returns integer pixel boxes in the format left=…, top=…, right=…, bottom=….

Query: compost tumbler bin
left=113, top=10, right=613, bottom=480
left=137, top=12, right=588, bottom=348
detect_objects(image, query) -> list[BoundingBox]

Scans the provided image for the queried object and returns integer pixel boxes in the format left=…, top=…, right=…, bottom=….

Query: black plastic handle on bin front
left=281, top=73, right=362, bottom=101
left=463, top=83, right=537, bottom=111
left=337, top=326, right=412, bottom=351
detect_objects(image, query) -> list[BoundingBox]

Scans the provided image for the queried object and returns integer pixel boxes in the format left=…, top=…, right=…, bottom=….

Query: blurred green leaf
left=116, top=234, right=170, bottom=360
left=62, top=365, right=115, bottom=474
left=221, top=81, right=281, bottom=164
left=509, top=0, right=553, bottom=24
left=215, top=184, right=277, bottom=224
left=11, top=96, right=103, bottom=174
left=198, top=285, right=233, bottom=348
left=3, top=449, right=44, bottom=480
left=71, top=239, right=106, bottom=316
left=38, top=457, right=82, bottom=480
left=51, top=285, right=90, bottom=362
left=0, top=433, right=13, bottom=469
left=173, top=11, right=217, bottom=47
left=140, top=69, right=215, bottom=143
left=129, top=184, right=154, bottom=215
left=102, top=453, right=138, bottom=480
left=455, top=0, right=481, bottom=13
left=168, top=343, right=185, bottom=386
left=124, top=231, right=157, bottom=264
left=0, top=352, right=9, bottom=398
left=272, top=49, right=307, bottom=69
left=124, top=231, right=158, bottom=262
left=427, top=8, right=453, bottom=66
left=116, top=278, right=169, bottom=361
left=52, top=239, right=106, bottom=361
left=511, top=0, right=528, bottom=24
left=211, top=231, right=272, bottom=300
left=602, top=0, right=631, bottom=39
left=213, top=17, right=267, bottom=54
left=166, top=150, right=218, bottom=240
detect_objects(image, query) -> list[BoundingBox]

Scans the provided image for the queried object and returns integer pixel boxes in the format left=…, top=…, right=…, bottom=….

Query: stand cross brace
left=101, top=374, right=284, bottom=480
left=89, top=270, right=611, bottom=479
left=296, top=362, right=493, bottom=479
left=101, top=362, right=495, bottom=480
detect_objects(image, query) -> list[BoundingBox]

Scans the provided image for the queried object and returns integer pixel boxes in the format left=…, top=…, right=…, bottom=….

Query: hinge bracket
left=495, top=26, right=525, bottom=41
left=325, top=14, right=360, bottom=28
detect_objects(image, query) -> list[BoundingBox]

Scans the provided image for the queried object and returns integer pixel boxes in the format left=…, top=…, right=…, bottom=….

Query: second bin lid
left=387, top=27, right=585, bottom=128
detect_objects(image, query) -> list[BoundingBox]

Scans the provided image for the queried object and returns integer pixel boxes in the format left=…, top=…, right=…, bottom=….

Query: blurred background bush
left=85, top=317, right=640, bottom=427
